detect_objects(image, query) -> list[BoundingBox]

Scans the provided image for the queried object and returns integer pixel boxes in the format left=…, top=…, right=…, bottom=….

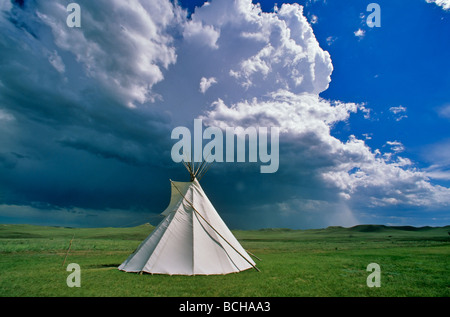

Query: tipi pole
left=245, top=249, right=262, bottom=261
left=194, top=153, right=211, bottom=179
left=194, top=159, right=206, bottom=178
left=62, top=234, right=75, bottom=267
left=197, top=162, right=212, bottom=181
left=170, top=180, right=260, bottom=272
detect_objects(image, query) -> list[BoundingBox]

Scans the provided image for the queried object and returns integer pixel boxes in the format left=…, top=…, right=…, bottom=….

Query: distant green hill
left=1, top=223, right=448, bottom=239
left=0, top=223, right=155, bottom=240
left=346, top=224, right=449, bottom=232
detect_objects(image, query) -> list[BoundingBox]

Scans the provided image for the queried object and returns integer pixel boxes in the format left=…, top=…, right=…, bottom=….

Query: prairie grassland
left=0, top=223, right=448, bottom=297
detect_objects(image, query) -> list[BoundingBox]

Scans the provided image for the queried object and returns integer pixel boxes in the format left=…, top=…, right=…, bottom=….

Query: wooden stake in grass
left=62, top=234, right=75, bottom=267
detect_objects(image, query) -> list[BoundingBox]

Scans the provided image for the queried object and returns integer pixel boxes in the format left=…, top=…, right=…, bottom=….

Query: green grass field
left=0, top=223, right=448, bottom=297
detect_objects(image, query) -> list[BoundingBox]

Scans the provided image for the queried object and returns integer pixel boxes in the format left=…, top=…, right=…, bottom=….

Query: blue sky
left=250, top=0, right=450, bottom=176
left=0, top=0, right=449, bottom=229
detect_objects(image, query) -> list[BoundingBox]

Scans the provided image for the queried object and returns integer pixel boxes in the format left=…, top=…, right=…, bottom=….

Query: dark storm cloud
left=0, top=0, right=179, bottom=221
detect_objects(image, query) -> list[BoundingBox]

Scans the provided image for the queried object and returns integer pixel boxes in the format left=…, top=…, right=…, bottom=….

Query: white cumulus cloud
left=389, top=105, right=408, bottom=121
left=354, top=28, right=365, bottom=38
left=425, top=0, right=450, bottom=10
left=36, top=0, right=180, bottom=107
left=193, top=0, right=450, bottom=227
left=190, top=1, right=333, bottom=95
left=199, top=77, right=218, bottom=94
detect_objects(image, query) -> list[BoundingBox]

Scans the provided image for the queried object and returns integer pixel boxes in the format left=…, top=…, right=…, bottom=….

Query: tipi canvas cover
left=118, top=178, right=256, bottom=275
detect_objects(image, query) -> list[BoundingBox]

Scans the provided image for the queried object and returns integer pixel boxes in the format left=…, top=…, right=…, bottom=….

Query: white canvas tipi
left=118, top=163, right=257, bottom=275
